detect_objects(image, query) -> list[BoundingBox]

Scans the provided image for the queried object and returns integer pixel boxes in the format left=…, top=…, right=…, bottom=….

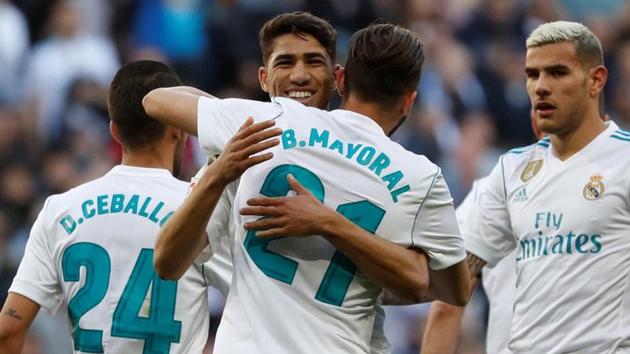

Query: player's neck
left=340, top=96, right=398, bottom=135
left=120, top=147, right=174, bottom=173
left=550, top=114, right=607, bottom=161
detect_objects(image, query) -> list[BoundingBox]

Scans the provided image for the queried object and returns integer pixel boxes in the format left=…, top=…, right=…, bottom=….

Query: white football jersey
left=466, top=121, right=630, bottom=354
left=9, top=165, right=209, bottom=354
left=192, top=155, right=393, bottom=354
left=197, top=96, right=466, bottom=354
left=458, top=178, right=515, bottom=354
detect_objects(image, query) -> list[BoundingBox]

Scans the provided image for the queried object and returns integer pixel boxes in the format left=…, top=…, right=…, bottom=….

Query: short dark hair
left=108, top=60, right=182, bottom=150
left=259, top=11, right=336, bottom=65
left=345, top=24, right=425, bottom=107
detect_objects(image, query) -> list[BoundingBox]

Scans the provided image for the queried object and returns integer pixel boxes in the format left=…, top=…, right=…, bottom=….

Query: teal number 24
left=243, top=164, right=385, bottom=306
left=62, top=244, right=181, bottom=353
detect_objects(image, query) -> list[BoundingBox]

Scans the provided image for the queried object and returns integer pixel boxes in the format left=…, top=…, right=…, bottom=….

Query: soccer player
left=153, top=12, right=393, bottom=354
left=144, top=23, right=470, bottom=353
left=0, top=61, right=277, bottom=353
left=457, top=21, right=630, bottom=353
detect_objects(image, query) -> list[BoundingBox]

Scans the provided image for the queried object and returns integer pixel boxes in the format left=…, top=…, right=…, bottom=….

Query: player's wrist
left=199, top=165, right=230, bottom=190
left=320, top=210, right=352, bottom=240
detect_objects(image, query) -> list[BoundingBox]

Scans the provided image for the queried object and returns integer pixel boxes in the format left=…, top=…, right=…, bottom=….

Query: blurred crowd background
left=1, top=0, right=629, bottom=353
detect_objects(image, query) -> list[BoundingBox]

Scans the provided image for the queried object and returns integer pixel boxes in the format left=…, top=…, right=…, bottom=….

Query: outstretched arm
left=154, top=118, right=281, bottom=279
left=142, top=86, right=215, bottom=136
left=0, top=293, right=40, bottom=354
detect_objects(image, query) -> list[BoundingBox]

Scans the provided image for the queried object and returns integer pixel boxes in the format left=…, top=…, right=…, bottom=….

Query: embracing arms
left=142, top=86, right=215, bottom=136
left=240, top=175, right=471, bottom=305
left=153, top=118, right=281, bottom=279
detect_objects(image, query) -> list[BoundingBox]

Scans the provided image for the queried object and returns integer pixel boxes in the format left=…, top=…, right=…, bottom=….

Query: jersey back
left=197, top=97, right=465, bottom=354
left=10, top=166, right=209, bottom=354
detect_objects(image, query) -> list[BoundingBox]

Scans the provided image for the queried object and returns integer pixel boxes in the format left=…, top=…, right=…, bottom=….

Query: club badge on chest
left=583, top=174, right=605, bottom=200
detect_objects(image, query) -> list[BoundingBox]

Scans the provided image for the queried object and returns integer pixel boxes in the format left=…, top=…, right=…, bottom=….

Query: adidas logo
left=514, top=187, right=528, bottom=202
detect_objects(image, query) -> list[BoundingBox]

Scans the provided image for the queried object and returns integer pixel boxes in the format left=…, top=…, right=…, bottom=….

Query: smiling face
left=258, top=33, right=335, bottom=109
left=525, top=41, right=594, bottom=136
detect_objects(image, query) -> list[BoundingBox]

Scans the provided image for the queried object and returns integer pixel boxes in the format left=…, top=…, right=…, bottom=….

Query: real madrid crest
left=583, top=174, right=605, bottom=200
left=520, top=160, right=543, bottom=182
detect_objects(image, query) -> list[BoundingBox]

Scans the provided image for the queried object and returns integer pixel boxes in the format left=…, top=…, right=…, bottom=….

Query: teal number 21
left=62, top=244, right=180, bottom=353
left=244, top=164, right=385, bottom=306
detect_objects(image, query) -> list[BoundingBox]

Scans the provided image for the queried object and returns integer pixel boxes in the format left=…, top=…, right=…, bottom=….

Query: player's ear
left=334, top=66, right=345, bottom=97
left=331, top=64, right=341, bottom=92
left=589, top=65, right=607, bottom=98
left=400, top=90, right=417, bottom=117
left=258, top=66, right=269, bottom=93
left=109, top=121, right=122, bottom=145
left=169, top=127, right=184, bottom=142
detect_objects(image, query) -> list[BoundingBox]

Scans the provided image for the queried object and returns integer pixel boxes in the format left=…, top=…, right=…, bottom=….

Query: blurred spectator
left=0, top=0, right=29, bottom=106
left=132, top=0, right=209, bottom=85
left=21, top=0, right=118, bottom=149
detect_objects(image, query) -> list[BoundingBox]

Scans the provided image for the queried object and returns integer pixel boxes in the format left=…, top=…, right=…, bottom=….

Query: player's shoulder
left=46, top=174, right=110, bottom=206
left=272, top=97, right=323, bottom=116
left=499, top=137, right=550, bottom=170
left=47, top=167, right=186, bottom=207
left=387, top=139, right=439, bottom=177
left=605, top=126, right=630, bottom=149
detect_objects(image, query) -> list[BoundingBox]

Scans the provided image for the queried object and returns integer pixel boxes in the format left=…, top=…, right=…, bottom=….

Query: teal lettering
left=575, top=234, right=590, bottom=253
left=159, top=211, right=174, bottom=227
left=368, top=153, right=390, bottom=176
left=328, top=139, right=344, bottom=155
left=390, top=185, right=410, bottom=203
left=544, top=236, right=552, bottom=255
left=282, top=129, right=297, bottom=149
left=553, top=213, right=563, bottom=230
left=590, top=235, right=602, bottom=253
left=60, top=215, right=77, bottom=235
left=308, top=128, right=329, bottom=148
left=97, top=195, right=109, bottom=215
left=520, top=239, right=536, bottom=259
left=535, top=213, right=545, bottom=228
left=346, top=143, right=363, bottom=159
left=382, top=171, right=404, bottom=190
left=551, top=235, right=564, bottom=254
left=149, top=201, right=164, bottom=223
left=124, top=194, right=139, bottom=214
left=110, top=194, right=125, bottom=213
left=356, top=147, right=376, bottom=166
left=565, top=231, right=574, bottom=254
left=138, top=197, right=152, bottom=217
left=82, top=200, right=95, bottom=219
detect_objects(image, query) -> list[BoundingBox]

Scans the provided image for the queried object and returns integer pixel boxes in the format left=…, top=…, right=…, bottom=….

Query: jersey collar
left=107, top=165, right=174, bottom=178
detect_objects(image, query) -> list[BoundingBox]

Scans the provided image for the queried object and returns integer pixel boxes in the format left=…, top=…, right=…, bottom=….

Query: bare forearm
left=421, top=301, right=466, bottom=354
left=322, top=213, right=429, bottom=303
left=0, top=294, right=39, bottom=354
left=380, top=263, right=471, bottom=306
left=154, top=171, right=225, bottom=279
left=143, top=86, right=216, bottom=136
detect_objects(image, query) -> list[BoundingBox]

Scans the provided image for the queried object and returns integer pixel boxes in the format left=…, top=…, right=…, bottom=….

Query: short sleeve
left=8, top=199, right=63, bottom=314
left=465, top=158, right=517, bottom=267
left=197, top=97, right=283, bottom=156
left=412, top=170, right=466, bottom=270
